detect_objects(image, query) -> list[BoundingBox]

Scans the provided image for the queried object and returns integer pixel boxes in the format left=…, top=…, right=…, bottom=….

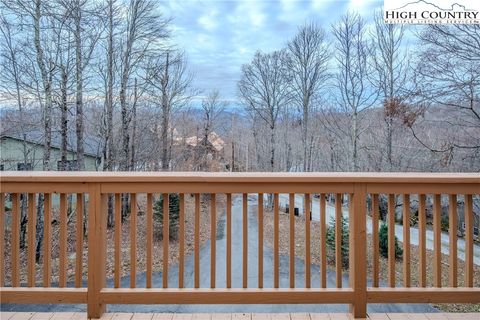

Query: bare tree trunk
left=75, top=0, right=84, bottom=170
left=104, top=0, right=115, bottom=172
left=60, top=65, right=68, bottom=168
left=34, top=0, right=52, bottom=261
left=119, top=0, right=137, bottom=172
left=161, top=52, right=170, bottom=171
left=153, top=123, right=160, bottom=171
left=104, top=0, right=116, bottom=228
left=352, top=110, right=358, bottom=171
left=302, top=108, right=308, bottom=171
left=130, top=78, right=138, bottom=171
left=269, top=123, right=276, bottom=172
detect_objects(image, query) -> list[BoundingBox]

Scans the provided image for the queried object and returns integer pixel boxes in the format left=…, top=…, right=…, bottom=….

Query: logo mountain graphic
left=394, top=0, right=476, bottom=11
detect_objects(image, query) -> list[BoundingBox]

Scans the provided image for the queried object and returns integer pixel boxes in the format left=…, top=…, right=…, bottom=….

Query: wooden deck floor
left=1, top=313, right=480, bottom=320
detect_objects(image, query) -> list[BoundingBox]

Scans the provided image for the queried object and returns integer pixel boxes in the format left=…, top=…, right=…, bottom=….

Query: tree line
left=238, top=14, right=479, bottom=173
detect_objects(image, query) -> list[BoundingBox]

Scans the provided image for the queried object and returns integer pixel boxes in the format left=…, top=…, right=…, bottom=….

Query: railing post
left=349, top=183, right=367, bottom=318
left=88, top=183, right=107, bottom=318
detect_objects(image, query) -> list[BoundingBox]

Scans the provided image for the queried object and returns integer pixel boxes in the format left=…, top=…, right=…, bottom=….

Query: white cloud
left=348, top=0, right=382, bottom=14
left=310, top=0, right=331, bottom=10
left=198, top=10, right=218, bottom=31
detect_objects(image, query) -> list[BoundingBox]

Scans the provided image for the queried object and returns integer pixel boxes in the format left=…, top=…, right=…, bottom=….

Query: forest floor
left=262, top=208, right=480, bottom=313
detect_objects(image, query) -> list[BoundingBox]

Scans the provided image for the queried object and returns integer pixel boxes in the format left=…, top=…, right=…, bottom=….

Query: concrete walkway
left=1, top=195, right=438, bottom=314
left=278, top=194, right=480, bottom=265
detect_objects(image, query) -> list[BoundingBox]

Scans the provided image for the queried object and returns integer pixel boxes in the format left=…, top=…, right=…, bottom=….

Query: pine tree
left=154, top=193, right=180, bottom=239
left=378, top=223, right=403, bottom=259
left=326, top=216, right=350, bottom=268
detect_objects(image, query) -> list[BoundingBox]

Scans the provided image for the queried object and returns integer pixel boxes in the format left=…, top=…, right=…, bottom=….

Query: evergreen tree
left=154, top=193, right=180, bottom=239
left=378, top=223, right=403, bottom=259
left=326, top=216, right=349, bottom=268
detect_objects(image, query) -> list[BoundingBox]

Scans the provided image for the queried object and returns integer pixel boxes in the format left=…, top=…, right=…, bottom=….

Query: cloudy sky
left=158, top=0, right=384, bottom=103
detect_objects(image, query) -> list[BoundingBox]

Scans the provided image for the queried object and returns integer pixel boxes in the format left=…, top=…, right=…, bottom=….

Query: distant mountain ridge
left=393, top=0, right=476, bottom=11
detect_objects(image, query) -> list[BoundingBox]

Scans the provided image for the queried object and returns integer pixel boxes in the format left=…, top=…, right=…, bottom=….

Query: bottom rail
left=1, top=287, right=88, bottom=304
left=367, top=287, right=480, bottom=303
left=100, top=288, right=354, bottom=304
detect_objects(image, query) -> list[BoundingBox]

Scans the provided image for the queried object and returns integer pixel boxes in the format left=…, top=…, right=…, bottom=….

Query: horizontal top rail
left=1, top=171, right=479, bottom=184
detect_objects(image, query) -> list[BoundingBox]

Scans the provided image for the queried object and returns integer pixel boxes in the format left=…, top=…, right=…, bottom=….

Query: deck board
left=7, top=313, right=36, bottom=320
left=2, top=313, right=479, bottom=320
left=151, top=314, right=174, bottom=320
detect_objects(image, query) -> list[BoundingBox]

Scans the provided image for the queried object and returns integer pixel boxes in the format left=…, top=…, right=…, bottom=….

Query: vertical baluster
left=226, top=194, right=232, bottom=289
left=350, top=184, right=367, bottom=318
left=12, top=193, right=20, bottom=287
left=305, top=194, right=311, bottom=289
left=162, top=193, right=169, bottom=289
left=59, top=194, right=67, bottom=287
left=320, top=193, right=326, bottom=288
left=211, top=194, right=216, bottom=289
left=433, top=194, right=442, bottom=287
left=114, top=193, right=121, bottom=288
left=130, top=193, right=137, bottom=288
left=0, top=193, right=4, bottom=287
left=403, top=194, right=410, bottom=288
left=179, top=193, right=185, bottom=288
left=195, top=193, right=200, bottom=289
left=465, top=194, right=473, bottom=287
left=335, top=193, right=342, bottom=288
left=289, top=193, right=295, bottom=289
left=76, top=193, right=84, bottom=288
left=243, top=193, right=248, bottom=289
left=419, top=194, right=426, bottom=287
left=146, top=194, right=153, bottom=288
left=44, top=193, right=52, bottom=287
left=87, top=185, right=106, bottom=317
left=274, top=193, right=279, bottom=289
left=372, top=194, right=379, bottom=288
left=258, top=193, right=263, bottom=289
left=28, top=194, right=36, bottom=287
left=449, top=194, right=457, bottom=288
left=388, top=194, right=395, bottom=288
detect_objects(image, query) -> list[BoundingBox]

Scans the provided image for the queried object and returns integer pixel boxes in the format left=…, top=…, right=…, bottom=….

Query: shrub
left=153, top=193, right=180, bottom=239
left=441, top=215, right=449, bottom=232
left=379, top=223, right=403, bottom=259
left=410, top=212, right=418, bottom=227
left=326, top=216, right=349, bottom=269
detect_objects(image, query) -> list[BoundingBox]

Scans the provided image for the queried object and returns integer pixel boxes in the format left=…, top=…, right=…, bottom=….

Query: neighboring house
left=0, top=130, right=102, bottom=171
left=184, top=131, right=225, bottom=159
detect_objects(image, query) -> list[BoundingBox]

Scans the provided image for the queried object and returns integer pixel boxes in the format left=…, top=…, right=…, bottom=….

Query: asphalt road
left=279, top=194, right=480, bottom=265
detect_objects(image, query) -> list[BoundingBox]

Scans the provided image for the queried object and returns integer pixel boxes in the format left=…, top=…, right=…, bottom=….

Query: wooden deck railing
left=0, top=172, right=479, bottom=319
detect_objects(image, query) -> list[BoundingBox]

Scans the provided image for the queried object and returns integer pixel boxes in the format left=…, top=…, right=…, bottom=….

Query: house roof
left=184, top=132, right=225, bottom=152
left=1, top=129, right=102, bottom=158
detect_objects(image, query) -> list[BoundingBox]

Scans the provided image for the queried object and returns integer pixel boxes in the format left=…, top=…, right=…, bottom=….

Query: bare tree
left=103, top=0, right=117, bottom=172
left=145, top=50, right=194, bottom=171
left=118, top=0, right=169, bottom=171
left=371, top=12, right=408, bottom=171
left=286, top=22, right=329, bottom=172
left=3, top=0, right=64, bottom=260
left=332, top=12, right=377, bottom=171
left=199, top=89, right=227, bottom=170
left=0, top=15, right=29, bottom=166
left=238, top=50, right=291, bottom=172
left=406, top=25, right=480, bottom=170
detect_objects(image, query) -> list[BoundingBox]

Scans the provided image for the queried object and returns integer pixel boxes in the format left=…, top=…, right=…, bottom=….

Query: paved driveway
left=279, top=194, right=480, bottom=265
